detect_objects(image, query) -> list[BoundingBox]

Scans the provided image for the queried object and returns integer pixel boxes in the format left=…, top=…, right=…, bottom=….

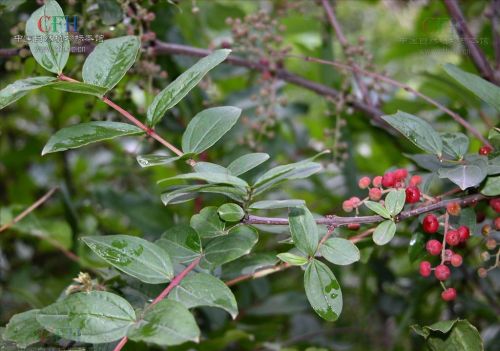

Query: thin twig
left=443, top=0, right=496, bottom=83
left=1, top=41, right=388, bottom=128
left=225, top=262, right=291, bottom=286
left=113, top=256, right=202, bottom=351
left=321, top=0, right=372, bottom=105
left=58, top=74, right=190, bottom=161
left=0, top=187, right=59, bottom=233
left=0, top=187, right=81, bottom=262
left=290, top=54, right=491, bottom=147
left=231, top=193, right=488, bottom=286
left=151, top=41, right=387, bottom=127
left=245, top=194, right=486, bottom=226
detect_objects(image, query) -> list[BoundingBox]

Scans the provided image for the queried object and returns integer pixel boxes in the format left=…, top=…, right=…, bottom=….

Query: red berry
left=372, top=176, right=382, bottom=187
left=394, top=168, right=408, bottom=181
left=221, top=41, right=231, bottom=49
left=342, top=200, right=354, bottom=213
left=450, top=254, right=463, bottom=267
left=495, top=217, right=500, bottom=230
left=426, top=239, right=442, bottom=256
left=369, top=187, right=382, bottom=201
left=423, top=214, right=439, bottom=233
left=457, top=226, right=470, bottom=243
left=358, top=176, right=371, bottom=189
left=419, top=261, right=432, bottom=277
left=447, top=202, right=461, bottom=216
left=445, top=230, right=460, bottom=246
left=349, top=197, right=361, bottom=206
left=261, top=71, right=272, bottom=80
left=435, top=264, right=451, bottom=281
left=405, top=186, right=421, bottom=203
left=478, top=145, right=493, bottom=155
left=347, top=223, right=360, bottom=231
left=382, top=172, right=396, bottom=188
left=443, top=249, right=454, bottom=262
left=441, top=288, right=457, bottom=301
left=409, top=175, right=422, bottom=186
left=490, top=198, right=500, bottom=213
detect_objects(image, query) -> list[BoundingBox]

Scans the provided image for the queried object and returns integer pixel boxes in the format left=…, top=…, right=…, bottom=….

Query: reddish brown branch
left=152, top=41, right=385, bottom=125
left=113, top=256, right=202, bottom=351
left=291, top=55, right=491, bottom=147
left=245, top=193, right=486, bottom=226
left=58, top=74, right=187, bottom=159
left=231, top=193, right=489, bottom=286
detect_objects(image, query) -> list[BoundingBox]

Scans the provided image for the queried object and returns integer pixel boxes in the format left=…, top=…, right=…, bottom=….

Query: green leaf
left=218, top=203, right=245, bottom=222
left=181, top=106, right=242, bottom=154
left=385, top=189, right=406, bottom=217
left=221, top=253, right=278, bottom=279
left=253, top=161, right=323, bottom=195
left=288, top=206, right=319, bottom=256
left=161, top=184, right=246, bottom=206
left=82, top=36, right=140, bottom=91
left=137, top=154, right=183, bottom=168
left=169, top=272, right=238, bottom=319
left=373, top=220, right=397, bottom=246
left=37, top=291, right=136, bottom=343
left=382, top=111, right=443, bottom=156
left=444, top=63, right=500, bottom=112
left=408, top=232, right=426, bottom=262
left=190, top=206, right=226, bottom=238
left=82, top=234, right=173, bottom=284
left=137, top=153, right=195, bottom=168
left=249, top=199, right=305, bottom=210
left=127, top=300, right=200, bottom=346
left=147, top=49, right=231, bottom=126
left=489, top=128, right=500, bottom=149
left=3, top=309, right=44, bottom=348
left=227, top=153, right=270, bottom=176
left=158, top=171, right=248, bottom=189
left=488, top=156, right=500, bottom=175
left=438, top=155, right=488, bottom=190
left=161, top=185, right=206, bottom=206
left=97, top=0, right=123, bottom=25
left=194, top=161, right=229, bottom=174
left=0, top=77, right=55, bottom=110
left=50, top=81, right=108, bottom=97
left=364, top=201, right=391, bottom=219
left=277, top=252, right=309, bottom=266
left=406, top=154, right=449, bottom=172
left=26, top=0, right=70, bottom=74
left=411, top=319, right=483, bottom=351
left=304, top=259, right=342, bottom=321
left=42, top=121, right=144, bottom=155
left=481, top=175, right=500, bottom=196
left=440, top=132, right=469, bottom=160
left=155, top=225, right=201, bottom=264
left=201, top=225, right=258, bottom=268
left=319, top=238, right=360, bottom=266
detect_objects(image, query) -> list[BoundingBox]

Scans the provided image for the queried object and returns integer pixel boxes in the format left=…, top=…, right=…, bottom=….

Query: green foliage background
left=0, top=0, right=498, bottom=350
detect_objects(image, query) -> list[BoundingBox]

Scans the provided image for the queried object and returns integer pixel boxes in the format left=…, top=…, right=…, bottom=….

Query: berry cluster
left=342, top=168, right=422, bottom=213
left=477, top=198, right=500, bottom=278
left=419, top=208, right=471, bottom=301
left=224, top=10, right=291, bottom=149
